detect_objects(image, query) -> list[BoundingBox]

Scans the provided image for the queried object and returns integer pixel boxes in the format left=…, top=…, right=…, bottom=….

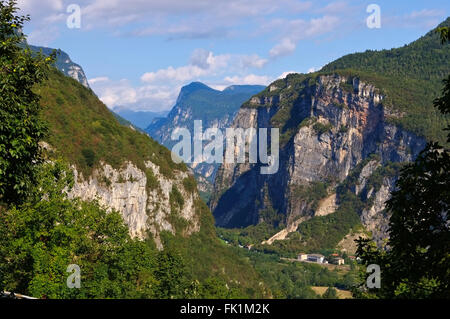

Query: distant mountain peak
left=29, top=44, right=90, bottom=88
left=182, top=81, right=215, bottom=92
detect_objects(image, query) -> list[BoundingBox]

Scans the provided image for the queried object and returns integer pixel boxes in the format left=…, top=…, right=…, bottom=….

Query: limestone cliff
left=69, top=161, right=200, bottom=249
left=41, top=69, right=204, bottom=250
left=211, top=73, right=427, bottom=247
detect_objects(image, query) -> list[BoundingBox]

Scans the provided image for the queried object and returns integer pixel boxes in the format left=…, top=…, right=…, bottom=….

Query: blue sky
left=18, top=0, right=450, bottom=112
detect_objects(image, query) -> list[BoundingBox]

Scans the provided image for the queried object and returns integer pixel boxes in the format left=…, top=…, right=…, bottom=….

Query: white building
left=298, top=253, right=308, bottom=261
left=332, top=257, right=345, bottom=265
left=307, top=254, right=325, bottom=263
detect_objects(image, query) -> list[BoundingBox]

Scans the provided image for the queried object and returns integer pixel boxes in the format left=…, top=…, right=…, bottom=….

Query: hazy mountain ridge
left=146, top=82, right=265, bottom=183
left=114, top=109, right=169, bottom=130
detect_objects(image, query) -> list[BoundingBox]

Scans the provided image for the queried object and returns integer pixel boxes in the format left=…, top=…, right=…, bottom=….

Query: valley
left=1, top=0, right=449, bottom=300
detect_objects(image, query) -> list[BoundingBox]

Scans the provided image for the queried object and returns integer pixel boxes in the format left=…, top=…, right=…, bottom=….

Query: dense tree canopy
left=0, top=0, right=54, bottom=205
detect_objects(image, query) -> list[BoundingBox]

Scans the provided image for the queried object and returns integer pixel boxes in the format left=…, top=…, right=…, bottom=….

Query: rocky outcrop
left=315, top=193, right=337, bottom=217
left=69, top=161, right=200, bottom=249
left=211, top=74, right=426, bottom=246
left=360, top=177, right=395, bottom=247
left=29, top=45, right=90, bottom=88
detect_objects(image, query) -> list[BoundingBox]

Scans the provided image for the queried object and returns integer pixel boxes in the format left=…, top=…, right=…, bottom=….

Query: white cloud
left=91, top=46, right=271, bottom=112
left=96, top=79, right=138, bottom=107
left=240, top=54, right=268, bottom=68
left=382, top=8, right=446, bottom=30
left=141, top=65, right=208, bottom=84
left=88, top=76, right=110, bottom=85
left=141, top=49, right=268, bottom=84
left=80, top=0, right=314, bottom=29
left=18, top=0, right=64, bottom=15
left=141, top=50, right=230, bottom=84
left=89, top=77, right=179, bottom=112
left=27, top=26, right=61, bottom=46
left=18, top=0, right=315, bottom=42
left=269, top=38, right=296, bottom=58
left=318, top=1, right=349, bottom=14
left=408, top=9, right=444, bottom=19
left=223, top=74, right=271, bottom=86
left=277, top=71, right=298, bottom=79
left=267, top=15, right=340, bottom=58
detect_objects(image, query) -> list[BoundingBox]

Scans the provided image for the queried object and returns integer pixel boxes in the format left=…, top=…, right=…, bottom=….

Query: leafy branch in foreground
left=0, top=0, right=55, bottom=205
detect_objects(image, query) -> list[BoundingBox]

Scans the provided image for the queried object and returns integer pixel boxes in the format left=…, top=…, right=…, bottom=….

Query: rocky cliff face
left=29, top=45, right=90, bottom=88
left=39, top=68, right=204, bottom=250
left=69, top=161, right=200, bottom=249
left=146, top=82, right=265, bottom=183
left=211, top=73, right=426, bottom=246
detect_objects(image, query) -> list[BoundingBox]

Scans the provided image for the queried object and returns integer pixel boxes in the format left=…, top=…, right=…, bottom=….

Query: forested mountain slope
left=33, top=68, right=267, bottom=297
left=211, top=18, right=450, bottom=254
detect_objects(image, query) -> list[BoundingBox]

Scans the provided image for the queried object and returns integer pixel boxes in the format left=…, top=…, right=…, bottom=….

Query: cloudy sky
left=18, top=0, right=449, bottom=112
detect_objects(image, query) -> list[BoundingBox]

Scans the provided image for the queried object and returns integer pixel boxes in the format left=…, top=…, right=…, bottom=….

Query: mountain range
left=146, top=82, right=265, bottom=198
left=211, top=18, right=450, bottom=253
left=14, top=17, right=449, bottom=298
left=30, top=50, right=268, bottom=297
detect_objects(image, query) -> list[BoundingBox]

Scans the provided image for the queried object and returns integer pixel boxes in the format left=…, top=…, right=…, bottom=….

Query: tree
left=322, top=287, right=338, bottom=299
left=355, top=27, right=450, bottom=299
left=0, top=0, right=54, bottom=205
left=153, top=249, right=190, bottom=298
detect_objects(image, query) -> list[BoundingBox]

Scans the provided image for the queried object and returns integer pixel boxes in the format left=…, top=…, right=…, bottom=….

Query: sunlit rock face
left=211, top=74, right=425, bottom=246
left=69, top=161, right=200, bottom=250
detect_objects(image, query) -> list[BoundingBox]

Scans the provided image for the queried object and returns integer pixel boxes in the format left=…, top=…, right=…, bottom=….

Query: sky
left=17, top=0, right=450, bottom=112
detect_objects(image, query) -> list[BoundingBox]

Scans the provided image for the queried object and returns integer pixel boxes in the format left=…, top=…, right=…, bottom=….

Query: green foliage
left=339, top=124, right=349, bottom=133
left=145, top=168, right=159, bottom=190
left=320, top=19, right=450, bottom=144
left=312, top=122, right=333, bottom=135
left=81, top=148, right=95, bottom=168
left=0, top=161, right=158, bottom=298
left=0, top=160, right=265, bottom=299
left=356, top=31, right=450, bottom=298
left=356, top=143, right=450, bottom=299
left=169, top=185, right=184, bottom=211
left=232, top=248, right=358, bottom=299
left=295, top=195, right=362, bottom=252
left=0, top=0, right=54, bottom=204
left=182, top=176, right=197, bottom=194
left=322, top=287, right=338, bottom=299
left=160, top=199, right=269, bottom=298
left=291, top=181, right=328, bottom=211
left=0, top=2, right=270, bottom=300
left=217, top=222, right=281, bottom=247
left=153, top=249, right=189, bottom=298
